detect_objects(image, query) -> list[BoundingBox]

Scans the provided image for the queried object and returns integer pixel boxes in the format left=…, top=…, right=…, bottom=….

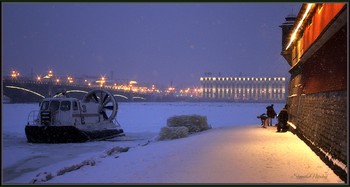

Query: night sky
left=2, top=2, right=302, bottom=88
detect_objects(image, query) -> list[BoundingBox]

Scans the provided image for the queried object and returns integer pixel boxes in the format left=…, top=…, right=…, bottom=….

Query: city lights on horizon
left=7, top=69, right=286, bottom=99
left=7, top=69, right=201, bottom=97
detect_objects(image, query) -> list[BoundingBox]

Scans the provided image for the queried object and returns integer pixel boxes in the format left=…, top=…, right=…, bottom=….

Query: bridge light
left=67, top=76, right=73, bottom=83
left=46, top=70, right=53, bottom=78
left=96, top=76, right=106, bottom=87
left=11, top=70, right=20, bottom=79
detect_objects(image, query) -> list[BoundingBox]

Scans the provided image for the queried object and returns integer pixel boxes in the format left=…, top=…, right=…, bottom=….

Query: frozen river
left=2, top=102, right=285, bottom=183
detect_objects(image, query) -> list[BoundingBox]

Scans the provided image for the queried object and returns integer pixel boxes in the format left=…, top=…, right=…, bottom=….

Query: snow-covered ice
left=2, top=102, right=344, bottom=184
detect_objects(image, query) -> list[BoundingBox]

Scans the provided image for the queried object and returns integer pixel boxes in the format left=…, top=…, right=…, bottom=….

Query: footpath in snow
left=8, top=125, right=344, bottom=184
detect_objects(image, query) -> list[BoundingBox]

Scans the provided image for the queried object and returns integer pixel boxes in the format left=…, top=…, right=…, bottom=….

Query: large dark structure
left=280, top=3, right=347, bottom=182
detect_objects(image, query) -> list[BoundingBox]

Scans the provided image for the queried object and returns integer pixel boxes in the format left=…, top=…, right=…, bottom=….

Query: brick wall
left=288, top=91, right=347, bottom=181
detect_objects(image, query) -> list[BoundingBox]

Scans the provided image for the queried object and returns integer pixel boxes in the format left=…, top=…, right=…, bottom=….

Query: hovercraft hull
left=25, top=125, right=124, bottom=143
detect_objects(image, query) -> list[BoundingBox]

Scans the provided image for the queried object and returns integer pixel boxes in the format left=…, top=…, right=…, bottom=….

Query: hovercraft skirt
left=25, top=126, right=124, bottom=143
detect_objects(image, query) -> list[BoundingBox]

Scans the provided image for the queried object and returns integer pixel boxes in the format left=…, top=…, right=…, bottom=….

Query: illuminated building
left=43, top=70, right=53, bottom=79
left=280, top=3, right=347, bottom=181
left=200, top=76, right=287, bottom=102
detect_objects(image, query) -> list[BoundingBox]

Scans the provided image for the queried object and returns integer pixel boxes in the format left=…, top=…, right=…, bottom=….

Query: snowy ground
left=2, top=102, right=344, bottom=184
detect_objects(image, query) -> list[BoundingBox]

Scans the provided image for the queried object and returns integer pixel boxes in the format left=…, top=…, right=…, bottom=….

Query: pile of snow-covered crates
left=157, top=115, right=211, bottom=140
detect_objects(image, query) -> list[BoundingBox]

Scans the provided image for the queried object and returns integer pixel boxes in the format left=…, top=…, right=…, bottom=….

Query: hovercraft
left=25, top=89, right=124, bottom=143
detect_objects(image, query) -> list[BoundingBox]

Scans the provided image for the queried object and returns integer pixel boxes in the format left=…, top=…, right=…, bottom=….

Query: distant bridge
left=3, top=79, right=162, bottom=103
left=3, top=78, right=283, bottom=103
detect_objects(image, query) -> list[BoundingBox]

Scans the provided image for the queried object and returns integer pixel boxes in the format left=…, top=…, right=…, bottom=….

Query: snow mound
left=158, top=115, right=211, bottom=140
left=29, top=146, right=130, bottom=184
left=158, top=126, right=189, bottom=140
left=166, top=114, right=211, bottom=133
left=102, top=146, right=130, bottom=157
left=30, top=172, right=53, bottom=184
left=56, top=159, right=96, bottom=176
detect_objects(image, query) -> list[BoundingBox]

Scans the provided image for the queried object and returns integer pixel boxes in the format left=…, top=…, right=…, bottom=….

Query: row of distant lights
left=200, top=77, right=286, bottom=81
left=11, top=70, right=142, bottom=87
left=11, top=70, right=75, bottom=84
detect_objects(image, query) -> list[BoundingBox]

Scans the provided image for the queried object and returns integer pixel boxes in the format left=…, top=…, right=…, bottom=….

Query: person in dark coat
left=257, top=113, right=268, bottom=128
left=277, top=104, right=289, bottom=132
left=266, top=104, right=277, bottom=126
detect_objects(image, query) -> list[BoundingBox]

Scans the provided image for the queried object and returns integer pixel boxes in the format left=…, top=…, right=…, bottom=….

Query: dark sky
left=2, top=2, right=302, bottom=88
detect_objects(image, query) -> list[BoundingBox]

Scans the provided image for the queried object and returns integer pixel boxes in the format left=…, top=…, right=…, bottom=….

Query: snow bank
left=158, top=126, right=189, bottom=140
left=166, top=114, right=211, bottom=133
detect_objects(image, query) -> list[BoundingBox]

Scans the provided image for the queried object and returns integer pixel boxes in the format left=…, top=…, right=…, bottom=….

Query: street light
left=96, top=76, right=106, bottom=87
left=11, top=70, right=20, bottom=79
left=67, top=76, right=73, bottom=84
